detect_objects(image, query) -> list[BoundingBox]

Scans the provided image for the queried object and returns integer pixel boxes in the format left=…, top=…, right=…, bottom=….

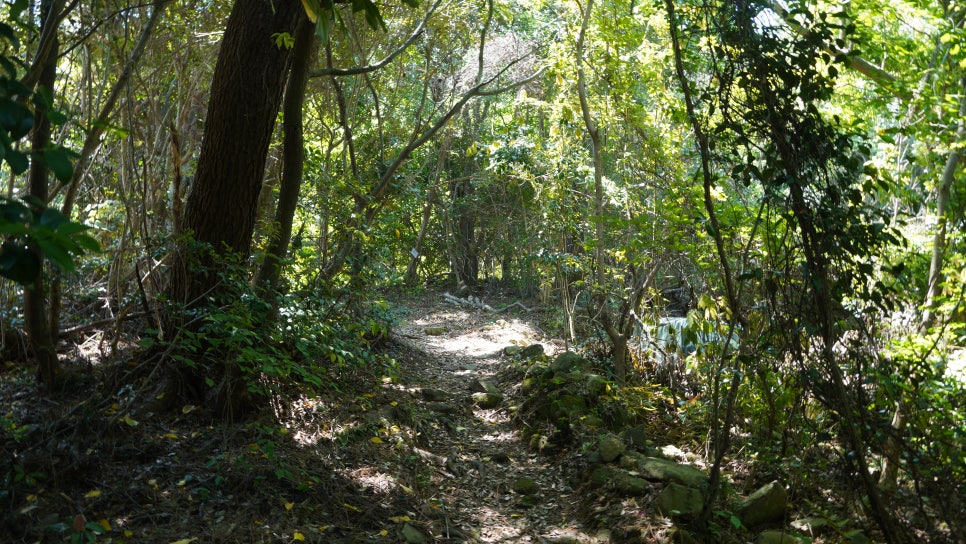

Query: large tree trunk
left=167, top=0, right=304, bottom=315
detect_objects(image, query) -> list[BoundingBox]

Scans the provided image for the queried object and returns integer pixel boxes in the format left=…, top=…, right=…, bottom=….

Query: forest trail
left=3, top=288, right=618, bottom=544
left=383, top=291, right=598, bottom=542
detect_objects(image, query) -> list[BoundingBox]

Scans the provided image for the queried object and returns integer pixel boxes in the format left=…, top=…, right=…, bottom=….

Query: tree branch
left=309, top=0, right=443, bottom=78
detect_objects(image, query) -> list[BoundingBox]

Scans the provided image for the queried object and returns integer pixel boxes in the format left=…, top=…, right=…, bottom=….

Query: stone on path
left=598, top=434, right=625, bottom=463
left=419, top=387, right=449, bottom=402
left=738, top=480, right=788, bottom=527
left=520, top=343, right=545, bottom=358
left=425, top=326, right=446, bottom=336
left=472, top=391, right=503, bottom=408
left=512, top=478, right=539, bottom=495
left=619, top=452, right=708, bottom=488
left=655, top=482, right=704, bottom=519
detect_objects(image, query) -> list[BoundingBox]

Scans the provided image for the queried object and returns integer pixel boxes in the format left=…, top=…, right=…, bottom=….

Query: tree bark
left=25, top=0, right=60, bottom=387
left=255, top=16, right=316, bottom=294
left=167, top=0, right=304, bottom=313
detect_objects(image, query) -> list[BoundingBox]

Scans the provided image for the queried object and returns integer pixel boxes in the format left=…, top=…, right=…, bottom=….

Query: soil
left=0, top=289, right=602, bottom=543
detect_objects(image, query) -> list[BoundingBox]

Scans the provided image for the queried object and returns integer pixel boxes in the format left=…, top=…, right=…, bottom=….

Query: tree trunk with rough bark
left=25, top=0, right=60, bottom=387
left=167, top=0, right=304, bottom=315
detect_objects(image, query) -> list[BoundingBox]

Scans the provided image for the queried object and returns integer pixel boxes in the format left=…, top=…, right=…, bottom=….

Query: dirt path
left=387, top=293, right=599, bottom=543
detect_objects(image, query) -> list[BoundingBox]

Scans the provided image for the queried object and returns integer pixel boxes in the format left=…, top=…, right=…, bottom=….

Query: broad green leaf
left=34, top=237, right=76, bottom=272
left=42, top=147, right=74, bottom=182
left=0, top=242, right=40, bottom=284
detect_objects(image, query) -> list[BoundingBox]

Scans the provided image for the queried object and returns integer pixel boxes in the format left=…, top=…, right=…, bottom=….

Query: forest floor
left=5, top=288, right=956, bottom=543
left=1, top=288, right=614, bottom=543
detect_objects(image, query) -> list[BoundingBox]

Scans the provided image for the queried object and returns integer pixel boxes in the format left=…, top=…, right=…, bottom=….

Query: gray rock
left=472, top=391, right=503, bottom=408
left=598, top=434, right=625, bottom=463
left=468, top=379, right=496, bottom=394
left=588, top=466, right=649, bottom=495
left=585, top=374, right=609, bottom=396
left=401, top=522, right=428, bottom=544
left=420, top=388, right=450, bottom=402
left=520, top=377, right=540, bottom=394
left=620, top=452, right=708, bottom=488
left=738, top=481, right=788, bottom=527
left=550, top=352, right=588, bottom=374
left=425, top=326, right=447, bottom=336
left=755, top=530, right=806, bottom=544
left=655, top=482, right=704, bottom=518
left=790, top=517, right=828, bottom=535
left=520, top=344, right=545, bottom=358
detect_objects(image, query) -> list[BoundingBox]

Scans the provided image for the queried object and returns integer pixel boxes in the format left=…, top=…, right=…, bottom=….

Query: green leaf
left=5, top=149, right=29, bottom=174
left=39, top=207, right=69, bottom=229
left=42, top=147, right=74, bottom=182
left=0, top=242, right=40, bottom=284
left=272, top=32, right=295, bottom=49
left=34, top=237, right=76, bottom=272
left=0, top=22, right=19, bottom=49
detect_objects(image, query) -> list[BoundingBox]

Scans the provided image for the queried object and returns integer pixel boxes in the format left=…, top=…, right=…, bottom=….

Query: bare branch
left=310, top=0, right=443, bottom=78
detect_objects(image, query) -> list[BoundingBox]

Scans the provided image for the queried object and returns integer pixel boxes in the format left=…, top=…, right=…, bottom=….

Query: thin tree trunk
left=879, top=75, right=966, bottom=496
left=664, top=0, right=747, bottom=529
left=49, top=0, right=169, bottom=339
left=575, top=0, right=629, bottom=382
left=25, top=0, right=60, bottom=387
left=255, top=16, right=316, bottom=294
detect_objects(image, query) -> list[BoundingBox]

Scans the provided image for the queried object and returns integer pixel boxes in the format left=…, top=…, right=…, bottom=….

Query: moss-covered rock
left=551, top=352, right=589, bottom=375
left=520, top=344, right=545, bottom=358
left=655, top=482, right=704, bottom=519
left=472, top=391, right=504, bottom=409
left=598, top=434, right=625, bottom=463
left=620, top=451, right=709, bottom=488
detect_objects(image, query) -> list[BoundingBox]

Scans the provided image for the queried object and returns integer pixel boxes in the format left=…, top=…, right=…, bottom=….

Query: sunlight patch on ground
left=470, top=506, right=526, bottom=542
left=413, top=314, right=558, bottom=360
left=478, top=430, right=518, bottom=444
left=342, top=466, right=399, bottom=495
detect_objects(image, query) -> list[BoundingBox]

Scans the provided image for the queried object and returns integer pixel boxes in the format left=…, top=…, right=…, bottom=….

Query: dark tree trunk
left=255, top=16, right=315, bottom=294
left=25, top=0, right=60, bottom=387
left=167, top=0, right=304, bottom=314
